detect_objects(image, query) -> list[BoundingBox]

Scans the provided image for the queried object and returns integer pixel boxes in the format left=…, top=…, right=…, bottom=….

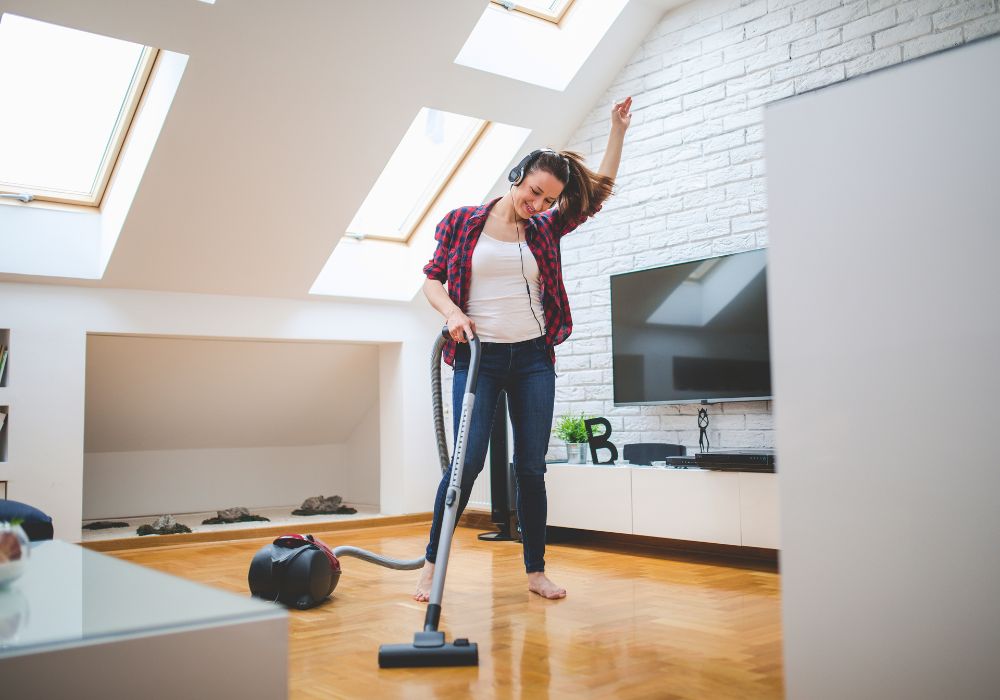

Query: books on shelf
left=0, top=345, right=7, bottom=382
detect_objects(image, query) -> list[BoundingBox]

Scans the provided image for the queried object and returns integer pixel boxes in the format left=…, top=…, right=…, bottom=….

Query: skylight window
left=491, top=0, right=575, bottom=24
left=0, top=14, right=156, bottom=206
left=347, top=108, right=486, bottom=243
left=457, top=0, right=626, bottom=91
left=310, top=120, right=531, bottom=300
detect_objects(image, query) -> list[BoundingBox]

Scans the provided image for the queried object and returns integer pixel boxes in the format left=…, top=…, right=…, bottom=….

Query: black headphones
left=505, top=149, right=559, bottom=341
left=508, top=148, right=571, bottom=186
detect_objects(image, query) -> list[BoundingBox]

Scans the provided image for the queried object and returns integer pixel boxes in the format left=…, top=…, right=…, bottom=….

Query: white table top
left=0, top=540, right=284, bottom=658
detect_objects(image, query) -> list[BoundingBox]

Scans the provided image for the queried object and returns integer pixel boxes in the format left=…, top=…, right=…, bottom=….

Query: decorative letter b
left=584, top=417, right=618, bottom=465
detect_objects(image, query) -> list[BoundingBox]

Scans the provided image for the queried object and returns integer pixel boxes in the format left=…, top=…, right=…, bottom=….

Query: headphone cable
left=514, top=217, right=545, bottom=340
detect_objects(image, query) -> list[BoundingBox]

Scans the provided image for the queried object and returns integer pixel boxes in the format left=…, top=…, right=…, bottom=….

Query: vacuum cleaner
left=248, top=325, right=480, bottom=667
left=378, top=326, right=481, bottom=668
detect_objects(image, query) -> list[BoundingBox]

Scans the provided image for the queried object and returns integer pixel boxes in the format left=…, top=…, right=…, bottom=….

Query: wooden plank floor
left=111, top=522, right=783, bottom=699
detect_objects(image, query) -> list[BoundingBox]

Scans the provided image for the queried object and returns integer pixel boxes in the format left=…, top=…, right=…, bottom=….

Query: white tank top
left=466, top=233, right=546, bottom=343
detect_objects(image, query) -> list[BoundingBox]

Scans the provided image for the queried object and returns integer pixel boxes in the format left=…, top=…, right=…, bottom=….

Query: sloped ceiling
left=0, top=0, right=677, bottom=299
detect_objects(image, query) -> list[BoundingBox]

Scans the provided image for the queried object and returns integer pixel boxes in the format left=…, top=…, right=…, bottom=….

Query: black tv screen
left=610, top=248, right=772, bottom=405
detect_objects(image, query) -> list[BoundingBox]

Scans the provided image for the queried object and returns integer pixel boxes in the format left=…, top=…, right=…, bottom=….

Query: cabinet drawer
left=545, top=464, right=632, bottom=534
left=631, top=469, right=741, bottom=545
left=739, top=472, right=780, bottom=548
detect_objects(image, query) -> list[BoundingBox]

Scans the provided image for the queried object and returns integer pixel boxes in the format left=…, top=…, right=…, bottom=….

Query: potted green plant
left=553, top=412, right=594, bottom=464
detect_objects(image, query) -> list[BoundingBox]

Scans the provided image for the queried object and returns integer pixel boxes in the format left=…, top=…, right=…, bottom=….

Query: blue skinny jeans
left=425, top=335, right=555, bottom=573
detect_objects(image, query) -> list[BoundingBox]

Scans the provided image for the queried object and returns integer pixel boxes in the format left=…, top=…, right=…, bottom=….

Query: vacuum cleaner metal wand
left=378, top=326, right=481, bottom=668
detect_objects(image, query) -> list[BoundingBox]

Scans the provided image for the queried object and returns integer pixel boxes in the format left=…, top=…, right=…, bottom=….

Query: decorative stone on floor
left=137, top=514, right=193, bottom=536
left=201, top=506, right=270, bottom=525
left=81, top=504, right=383, bottom=543
left=292, top=495, right=357, bottom=516
left=82, top=521, right=130, bottom=530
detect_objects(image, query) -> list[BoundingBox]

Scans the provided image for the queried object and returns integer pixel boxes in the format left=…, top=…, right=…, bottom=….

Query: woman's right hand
left=446, top=309, right=476, bottom=343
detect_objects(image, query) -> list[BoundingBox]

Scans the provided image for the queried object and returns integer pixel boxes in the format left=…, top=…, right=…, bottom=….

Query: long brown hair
left=528, top=150, right=615, bottom=224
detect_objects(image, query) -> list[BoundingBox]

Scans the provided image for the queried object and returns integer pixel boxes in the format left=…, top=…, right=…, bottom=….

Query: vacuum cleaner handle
left=424, top=323, right=482, bottom=621
left=376, top=325, right=483, bottom=667
left=440, top=323, right=477, bottom=343
left=440, top=324, right=481, bottom=396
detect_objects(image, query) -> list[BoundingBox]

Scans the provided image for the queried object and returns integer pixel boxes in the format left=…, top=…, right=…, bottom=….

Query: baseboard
left=457, top=508, right=494, bottom=531
left=546, top=526, right=779, bottom=571
left=461, top=512, right=777, bottom=569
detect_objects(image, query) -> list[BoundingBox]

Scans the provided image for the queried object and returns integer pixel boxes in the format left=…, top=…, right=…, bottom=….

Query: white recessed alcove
left=83, top=334, right=380, bottom=522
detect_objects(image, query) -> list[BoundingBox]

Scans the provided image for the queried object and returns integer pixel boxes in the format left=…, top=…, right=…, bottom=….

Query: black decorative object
left=201, top=506, right=271, bottom=525
left=622, top=443, right=686, bottom=466
left=202, top=515, right=271, bottom=525
left=82, top=521, right=130, bottom=530
left=584, top=417, right=619, bottom=465
left=698, top=407, right=711, bottom=452
left=292, top=506, right=357, bottom=516
left=292, top=495, right=358, bottom=516
left=137, top=514, right=192, bottom=536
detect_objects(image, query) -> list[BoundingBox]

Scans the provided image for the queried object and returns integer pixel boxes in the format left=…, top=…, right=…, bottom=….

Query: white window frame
left=353, top=119, right=490, bottom=244
left=0, top=41, right=158, bottom=208
left=489, top=0, right=576, bottom=25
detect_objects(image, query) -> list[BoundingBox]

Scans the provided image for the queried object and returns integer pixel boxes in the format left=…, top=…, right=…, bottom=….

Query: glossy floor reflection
left=112, top=521, right=783, bottom=699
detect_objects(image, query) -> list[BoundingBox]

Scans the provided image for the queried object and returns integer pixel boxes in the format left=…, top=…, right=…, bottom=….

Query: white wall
left=767, top=35, right=1000, bottom=699
left=537, top=0, right=999, bottom=458
left=0, top=282, right=443, bottom=540
left=83, top=334, right=379, bottom=451
left=84, top=444, right=352, bottom=519
left=344, top=400, right=381, bottom=507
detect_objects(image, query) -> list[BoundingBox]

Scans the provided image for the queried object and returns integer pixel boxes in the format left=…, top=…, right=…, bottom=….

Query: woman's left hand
left=611, top=96, right=632, bottom=133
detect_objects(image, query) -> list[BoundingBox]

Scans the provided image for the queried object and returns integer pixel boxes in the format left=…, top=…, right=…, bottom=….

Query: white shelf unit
left=545, top=463, right=779, bottom=549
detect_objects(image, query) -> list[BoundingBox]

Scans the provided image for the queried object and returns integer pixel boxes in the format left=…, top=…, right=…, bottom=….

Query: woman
left=417, top=97, right=633, bottom=601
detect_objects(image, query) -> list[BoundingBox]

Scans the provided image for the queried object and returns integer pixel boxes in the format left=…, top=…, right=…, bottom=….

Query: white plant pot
left=565, top=442, right=588, bottom=464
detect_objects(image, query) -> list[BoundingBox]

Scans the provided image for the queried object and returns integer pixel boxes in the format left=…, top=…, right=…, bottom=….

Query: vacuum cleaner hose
left=430, top=331, right=451, bottom=475
left=331, top=329, right=452, bottom=571
left=332, top=545, right=425, bottom=570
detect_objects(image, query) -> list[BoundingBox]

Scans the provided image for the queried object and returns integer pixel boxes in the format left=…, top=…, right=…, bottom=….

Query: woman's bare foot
left=413, top=561, right=435, bottom=602
left=527, top=572, right=566, bottom=599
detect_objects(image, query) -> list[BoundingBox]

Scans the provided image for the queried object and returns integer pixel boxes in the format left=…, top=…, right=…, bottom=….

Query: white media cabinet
left=544, top=463, right=779, bottom=549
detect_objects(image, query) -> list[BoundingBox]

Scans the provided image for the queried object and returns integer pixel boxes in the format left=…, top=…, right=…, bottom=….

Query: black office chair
left=622, top=443, right=686, bottom=466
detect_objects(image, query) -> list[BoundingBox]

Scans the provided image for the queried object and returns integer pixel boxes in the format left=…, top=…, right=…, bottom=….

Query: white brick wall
left=550, top=0, right=999, bottom=461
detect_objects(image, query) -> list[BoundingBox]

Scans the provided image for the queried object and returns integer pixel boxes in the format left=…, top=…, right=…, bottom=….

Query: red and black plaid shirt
left=423, top=196, right=601, bottom=372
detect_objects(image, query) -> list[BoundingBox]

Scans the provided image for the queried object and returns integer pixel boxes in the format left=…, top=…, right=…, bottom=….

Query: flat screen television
left=610, top=248, right=772, bottom=405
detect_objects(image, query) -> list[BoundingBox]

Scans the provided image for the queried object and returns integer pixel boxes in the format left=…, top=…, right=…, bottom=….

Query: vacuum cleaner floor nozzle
left=378, top=631, right=479, bottom=668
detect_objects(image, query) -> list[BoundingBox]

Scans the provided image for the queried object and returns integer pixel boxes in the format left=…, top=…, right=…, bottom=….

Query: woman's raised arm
left=598, top=96, right=632, bottom=181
